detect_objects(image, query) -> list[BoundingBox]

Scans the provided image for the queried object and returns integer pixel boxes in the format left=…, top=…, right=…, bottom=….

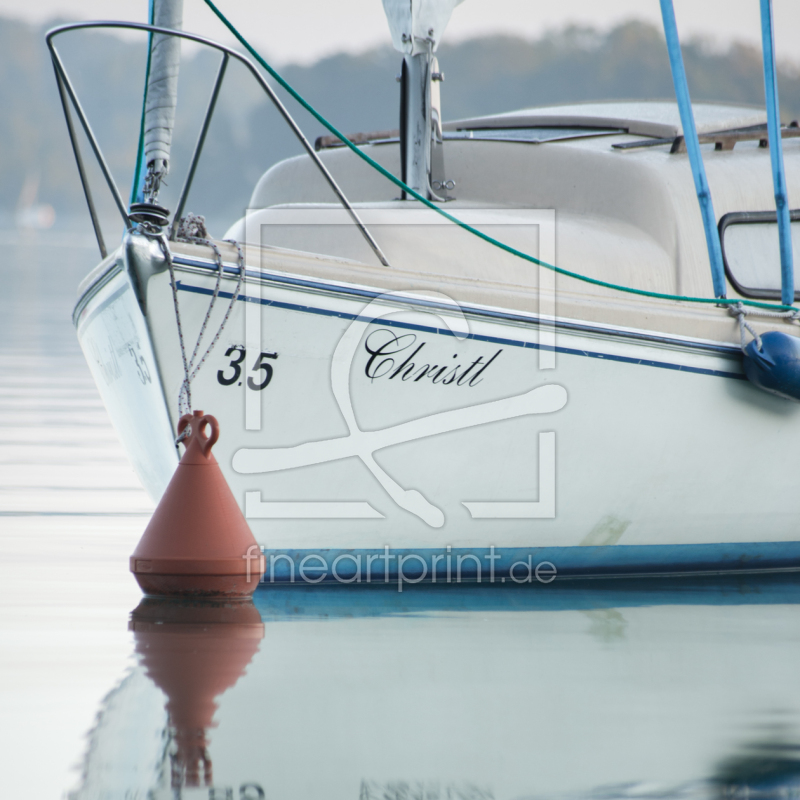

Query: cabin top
left=238, top=100, right=800, bottom=312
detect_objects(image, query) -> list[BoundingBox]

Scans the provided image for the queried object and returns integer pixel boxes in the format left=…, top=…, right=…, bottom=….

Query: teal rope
left=203, top=0, right=798, bottom=315
left=130, top=0, right=155, bottom=205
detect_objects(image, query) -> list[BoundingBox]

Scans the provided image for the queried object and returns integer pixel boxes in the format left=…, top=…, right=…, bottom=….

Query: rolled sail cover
left=144, top=0, right=184, bottom=175
left=382, top=0, right=465, bottom=55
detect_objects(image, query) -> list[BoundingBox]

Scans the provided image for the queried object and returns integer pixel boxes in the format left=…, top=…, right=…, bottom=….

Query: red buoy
left=131, top=410, right=265, bottom=597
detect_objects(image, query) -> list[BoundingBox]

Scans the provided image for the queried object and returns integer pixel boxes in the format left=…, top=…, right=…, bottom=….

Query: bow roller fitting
left=130, top=410, right=265, bottom=596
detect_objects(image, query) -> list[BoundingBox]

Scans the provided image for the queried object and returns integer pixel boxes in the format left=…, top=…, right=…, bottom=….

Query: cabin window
left=719, top=211, right=800, bottom=300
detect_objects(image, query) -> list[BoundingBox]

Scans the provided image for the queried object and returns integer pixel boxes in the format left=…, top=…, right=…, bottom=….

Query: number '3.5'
left=217, top=347, right=277, bottom=390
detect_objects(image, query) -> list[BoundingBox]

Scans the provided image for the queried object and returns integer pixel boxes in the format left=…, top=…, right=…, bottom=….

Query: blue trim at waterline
left=256, top=542, right=800, bottom=586
left=254, top=573, right=800, bottom=619
left=177, top=279, right=745, bottom=381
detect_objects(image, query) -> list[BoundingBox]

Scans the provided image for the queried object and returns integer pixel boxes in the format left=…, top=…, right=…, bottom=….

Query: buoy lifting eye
left=177, top=410, right=220, bottom=457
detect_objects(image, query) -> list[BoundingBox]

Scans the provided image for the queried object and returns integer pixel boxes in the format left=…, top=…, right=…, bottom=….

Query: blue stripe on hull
left=257, top=543, right=800, bottom=585
left=177, top=281, right=745, bottom=380
left=171, top=255, right=739, bottom=359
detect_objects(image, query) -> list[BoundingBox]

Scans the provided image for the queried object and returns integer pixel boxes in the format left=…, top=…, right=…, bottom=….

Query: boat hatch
left=720, top=210, right=800, bottom=301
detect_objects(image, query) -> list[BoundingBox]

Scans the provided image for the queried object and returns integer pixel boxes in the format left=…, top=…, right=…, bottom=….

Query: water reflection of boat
left=712, top=734, right=800, bottom=800
left=68, top=578, right=800, bottom=800
left=51, top=0, right=800, bottom=578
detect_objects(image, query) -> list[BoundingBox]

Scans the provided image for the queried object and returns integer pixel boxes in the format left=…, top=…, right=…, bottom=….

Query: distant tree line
left=4, top=16, right=799, bottom=233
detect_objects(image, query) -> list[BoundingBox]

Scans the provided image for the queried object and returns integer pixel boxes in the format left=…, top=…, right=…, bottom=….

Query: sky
left=9, top=0, right=800, bottom=66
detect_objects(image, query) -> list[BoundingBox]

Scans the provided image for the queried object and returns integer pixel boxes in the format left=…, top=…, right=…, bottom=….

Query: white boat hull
left=75, top=252, right=800, bottom=581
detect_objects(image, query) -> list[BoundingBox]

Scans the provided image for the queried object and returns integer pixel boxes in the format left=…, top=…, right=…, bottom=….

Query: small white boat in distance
left=51, top=0, right=800, bottom=584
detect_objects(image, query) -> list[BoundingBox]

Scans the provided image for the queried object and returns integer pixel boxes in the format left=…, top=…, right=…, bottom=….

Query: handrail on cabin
left=660, top=0, right=797, bottom=305
left=45, top=21, right=389, bottom=266
left=759, top=0, right=795, bottom=306
left=658, top=0, right=727, bottom=300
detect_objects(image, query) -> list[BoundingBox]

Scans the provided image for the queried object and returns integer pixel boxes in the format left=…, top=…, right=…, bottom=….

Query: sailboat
left=49, top=0, right=800, bottom=583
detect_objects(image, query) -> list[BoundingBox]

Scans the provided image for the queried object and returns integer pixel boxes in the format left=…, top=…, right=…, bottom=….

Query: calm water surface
left=2, top=229, right=800, bottom=800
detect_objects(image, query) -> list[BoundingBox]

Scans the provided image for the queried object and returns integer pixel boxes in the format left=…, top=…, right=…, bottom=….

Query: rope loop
left=729, top=303, right=764, bottom=352
left=140, top=221, right=245, bottom=433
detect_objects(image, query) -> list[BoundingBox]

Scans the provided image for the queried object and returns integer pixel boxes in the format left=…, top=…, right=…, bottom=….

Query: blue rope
left=760, top=0, right=795, bottom=307
left=659, top=0, right=727, bottom=299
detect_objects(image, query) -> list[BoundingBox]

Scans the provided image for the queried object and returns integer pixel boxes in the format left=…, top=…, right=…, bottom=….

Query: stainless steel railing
left=46, top=22, right=389, bottom=266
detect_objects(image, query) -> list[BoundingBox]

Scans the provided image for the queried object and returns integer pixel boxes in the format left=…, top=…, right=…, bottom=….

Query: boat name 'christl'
left=364, top=328, right=502, bottom=386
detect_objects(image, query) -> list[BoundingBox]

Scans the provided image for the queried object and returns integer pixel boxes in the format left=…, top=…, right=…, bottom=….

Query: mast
left=139, top=0, right=184, bottom=205
left=382, top=0, right=463, bottom=200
